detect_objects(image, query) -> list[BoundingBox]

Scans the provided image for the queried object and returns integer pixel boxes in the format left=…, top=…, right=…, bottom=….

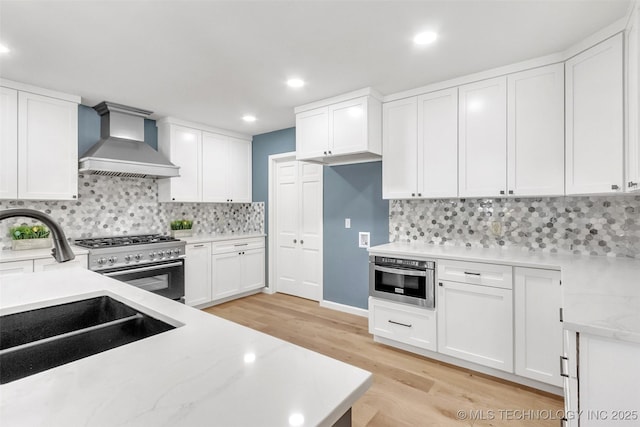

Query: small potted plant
left=10, top=224, right=52, bottom=251
left=170, top=219, right=193, bottom=238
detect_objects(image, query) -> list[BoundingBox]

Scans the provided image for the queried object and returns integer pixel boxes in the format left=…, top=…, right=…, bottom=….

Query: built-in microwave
left=369, top=256, right=436, bottom=308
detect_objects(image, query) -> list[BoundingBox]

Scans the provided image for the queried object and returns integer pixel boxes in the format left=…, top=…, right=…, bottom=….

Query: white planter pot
left=170, top=229, right=193, bottom=238
left=12, top=237, right=53, bottom=251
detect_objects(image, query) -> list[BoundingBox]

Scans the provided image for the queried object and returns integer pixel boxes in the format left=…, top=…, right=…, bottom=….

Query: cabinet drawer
left=368, top=297, right=436, bottom=351
left=437, top=259, right=513, bottom=289
left=212, top=237, right=264, bottom=255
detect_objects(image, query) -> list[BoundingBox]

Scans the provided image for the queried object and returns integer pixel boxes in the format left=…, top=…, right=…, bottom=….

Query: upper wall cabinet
left=565, top=33, right=624, bottom=195
left=157, top=118, right=252, bottom=203
left=295, top=88, right=382, bottom=165
left=0, top=80, right=79, bottom=201
left=382, top=89, right=458, bottom=199
left=458, top=76, right=507, bottom=198
left=507, top=63, right=565, bottom=197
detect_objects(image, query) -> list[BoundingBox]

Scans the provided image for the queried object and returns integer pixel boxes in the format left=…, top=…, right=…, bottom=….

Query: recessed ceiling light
left=0, top=44, right=10, bottom=54
left=242, top=115, right=257, bottom=123
left=287, top=78, right=305, bottom=88
left=413, top=31, right=438, bottom=46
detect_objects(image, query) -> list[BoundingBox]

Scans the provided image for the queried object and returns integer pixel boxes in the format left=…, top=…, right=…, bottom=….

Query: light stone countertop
left=0, top=269, right=371, bottom=426
left=180, top=233, right=266, bottom=245
left=0, top=245, right=88, bottom=262
left=369, top=242, right=640, bottom=344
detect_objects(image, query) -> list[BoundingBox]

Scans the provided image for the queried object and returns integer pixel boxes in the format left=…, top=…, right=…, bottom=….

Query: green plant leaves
left=9, top=225, right=50, bottom=240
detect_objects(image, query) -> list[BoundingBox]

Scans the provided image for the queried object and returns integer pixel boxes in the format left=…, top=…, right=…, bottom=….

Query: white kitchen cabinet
left=212, top=238, right=265, bottom=300
left=0, top=260, right=33, bottom=277
left=0, top=87, right=18, bottom=199
left=627, top=7, right=640, bottom=192
left=33, top=255, right=87, bottom=272
left=295, top=89, right=382, bottom=165
left=368, top=297, right=437, bottom=351
left=458, top=76, right=507, bottom=198
left=158, top=119, right=252, bottom=203
left=184, top=242, right=212, bottom=306
left=507, top=64, right=565, bottom=197
left=382, top=97, right=417, bottom=199
left=566, top=33, right=624, bottom=195
left=437, top=259, right=513, bottom=372
left=514, top=267, right=563, bottom=386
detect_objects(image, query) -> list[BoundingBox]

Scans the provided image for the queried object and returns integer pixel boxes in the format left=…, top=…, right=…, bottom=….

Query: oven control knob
left=135, top=253, right=142, bottom=261
left=108, top=256, right=118, bottom=264
left=174, top=248, right=181, bottom=255
left=158, top=251, right=165, bottom=258
left=97, top=257, right=107, bottom=265
left=150, top=252, right=156, bottom=259
left=124, top=255, right=132, bottom=262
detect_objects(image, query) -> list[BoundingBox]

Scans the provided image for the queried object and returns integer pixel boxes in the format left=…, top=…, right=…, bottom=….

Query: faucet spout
left=0, top=209, right=75, bottom=263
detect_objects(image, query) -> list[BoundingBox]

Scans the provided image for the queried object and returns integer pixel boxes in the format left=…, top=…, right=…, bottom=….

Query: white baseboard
left=320, top=300, right=368, bottom=317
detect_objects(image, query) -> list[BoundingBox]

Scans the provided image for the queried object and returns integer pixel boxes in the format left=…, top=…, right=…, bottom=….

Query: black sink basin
left=0, top=296, right=176, bottom=384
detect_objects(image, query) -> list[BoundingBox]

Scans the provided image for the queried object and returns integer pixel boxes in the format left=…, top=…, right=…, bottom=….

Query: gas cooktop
left=74, top=234, right=179, bottom=249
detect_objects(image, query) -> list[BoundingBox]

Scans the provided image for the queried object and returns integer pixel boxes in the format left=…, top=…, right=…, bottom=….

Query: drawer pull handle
left=193, top=244, right=205, bottom=248
left=464, top=272, right=481, bottom=276
left=388, top=320, right=412, bottom=328
left=234, top=243, right=249, bottom=247
left=560, top=356, right=569, bottom=378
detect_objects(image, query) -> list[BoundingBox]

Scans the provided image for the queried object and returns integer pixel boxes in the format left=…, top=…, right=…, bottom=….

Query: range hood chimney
left=78, top=102, right=180, bottom=179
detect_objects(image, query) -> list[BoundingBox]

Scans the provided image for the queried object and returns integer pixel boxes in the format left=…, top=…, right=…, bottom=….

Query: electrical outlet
left=345, top=218, right=351, bottom=229
left=491, top=221, right=502, bottom=236
left=359, top=232, right=370, bottom=248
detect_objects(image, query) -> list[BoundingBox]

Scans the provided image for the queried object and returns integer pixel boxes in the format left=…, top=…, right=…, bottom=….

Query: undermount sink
left=0, top=296, right=176, bottom=384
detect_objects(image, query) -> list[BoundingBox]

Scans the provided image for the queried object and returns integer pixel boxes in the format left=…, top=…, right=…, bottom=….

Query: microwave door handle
left=374, top=265, right=427, bottom=277
left=103, top=262, right=183, bottom=277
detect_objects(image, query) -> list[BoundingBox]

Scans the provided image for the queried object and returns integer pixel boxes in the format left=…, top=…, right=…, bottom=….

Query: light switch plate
left=345, top=218, right=351, bottom=229
left=359, top=232, right=370, bottom=248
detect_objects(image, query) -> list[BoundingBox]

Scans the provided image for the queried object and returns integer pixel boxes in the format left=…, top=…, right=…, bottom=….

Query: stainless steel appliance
left=369, top=255, right=436, bottom=308
left=75, top=234, right=186, bottom=301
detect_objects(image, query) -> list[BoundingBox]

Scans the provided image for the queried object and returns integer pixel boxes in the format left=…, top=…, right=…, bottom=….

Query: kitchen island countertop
left=0, top=269, right=371, bottom=426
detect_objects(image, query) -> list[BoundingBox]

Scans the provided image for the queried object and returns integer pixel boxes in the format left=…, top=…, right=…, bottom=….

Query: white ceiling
left=0, top=0, right=632, bottom=136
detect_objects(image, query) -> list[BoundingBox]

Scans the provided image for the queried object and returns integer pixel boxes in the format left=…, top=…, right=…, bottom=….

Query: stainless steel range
left=75, top=234, right=186, bottom=301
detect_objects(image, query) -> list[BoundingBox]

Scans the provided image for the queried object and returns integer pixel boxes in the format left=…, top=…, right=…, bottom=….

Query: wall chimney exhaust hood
left=79, top=102, right=180, bottom=179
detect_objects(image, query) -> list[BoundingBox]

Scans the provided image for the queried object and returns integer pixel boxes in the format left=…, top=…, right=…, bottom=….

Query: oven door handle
left=103, top=261, right=183, bottom=277
left=374, top=265, right=427, bottom=277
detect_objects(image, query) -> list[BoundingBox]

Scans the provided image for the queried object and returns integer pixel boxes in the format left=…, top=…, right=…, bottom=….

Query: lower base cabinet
left=368, top=297, right=437, bottom=351
left=185, top=236, right=265, bottom=307
left=0, top=255, right=87, bottom=277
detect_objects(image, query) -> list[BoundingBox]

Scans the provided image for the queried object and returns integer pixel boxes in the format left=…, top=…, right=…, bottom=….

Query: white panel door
left=437, top=281, right=513, bottom=372
left=382, top=97, right=417, bottom=199
left=297, top=162, right=323, bottom=301
left=202, top=132, right=229, bottom=202
left=329, top=97, right=367, bottom=156
left=228, top=137, right=252, bottom=202
left=566, top=33, right=624, bottom=195
left=418, top=88, right=458, bottom=198
left=168, top=125, right=202, bottom=202
left=458, top=77, right=507, bottom=198
left=184, top=243, right=212, bottom=306
left=514, top=267, right=563, bottom=386
left=212, top=251, right=241, bottom=300
left=0, top=260, right=33, bottom=277
left=275, top=161, right=300, bottom=296
left=296, top=107, right=329, bottom=160
left=18, top=92, right=78, bottom=200
left=508, top=64, right=565, bottom=197
left=241, top=248, right=265, bottom=292
left=0, top=87, right=18, bottom=199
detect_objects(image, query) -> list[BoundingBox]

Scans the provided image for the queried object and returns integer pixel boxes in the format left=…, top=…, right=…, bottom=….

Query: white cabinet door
left=18, top=92, right=78, bottom=200
left=296, top=107, right=329, bottom=160
left=33, top=255, right=87, bottom=272
left=202, top=132, right=229, bottom=202
left=0, top=260, right=33, bottom=276
left=418, top=88, right=458, bottom=198
left=382, top=97, right=417, bottom=199
left=241, top=247, right=265, bottom=292
left=369, top=297, right=437, bottom=351
left=508, top=64, right=565, bottom=197
left=228, top=137, right=252, bottom=203
left=458, top=77, right=507, bottom=198
left=329, top=97, right=368, bottom=156
left=164, top=125, right=202, bottom=202
left=437, top=280, right=513, bottom=372
left=0, top=87, right=18, bottom=199
left=627, top=10, right=640, bottom=192
left=579, top=335, right=640, bottom=427
left=212, top=251, right=241, bottom=300
left=185, top=243, right=212, bottom=306
left=514, top=267, right=563, bottom=386
left=566, top=33, right=624, bottom=195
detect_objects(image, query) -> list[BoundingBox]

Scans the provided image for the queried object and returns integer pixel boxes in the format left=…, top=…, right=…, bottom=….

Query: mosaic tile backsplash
left=0, top=174, right=264, bottom=250
left=390, top=196, right=640, bottom=258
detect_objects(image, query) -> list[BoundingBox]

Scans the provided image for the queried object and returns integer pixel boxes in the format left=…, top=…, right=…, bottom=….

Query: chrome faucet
left=0, top=208, right=75, bottom=263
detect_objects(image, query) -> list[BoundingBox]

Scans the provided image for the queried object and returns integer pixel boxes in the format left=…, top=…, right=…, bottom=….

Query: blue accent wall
left=323, top=162, right=389, bottom=309
left=77, top=104, right=158, bottom=156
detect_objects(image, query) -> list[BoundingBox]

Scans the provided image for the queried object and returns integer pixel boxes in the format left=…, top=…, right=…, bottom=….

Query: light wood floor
left=205, top=293, right=563, bottom=427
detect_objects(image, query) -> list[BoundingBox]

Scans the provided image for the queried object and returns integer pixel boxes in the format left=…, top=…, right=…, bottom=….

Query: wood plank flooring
left=204, top=293, right=563, bottom=427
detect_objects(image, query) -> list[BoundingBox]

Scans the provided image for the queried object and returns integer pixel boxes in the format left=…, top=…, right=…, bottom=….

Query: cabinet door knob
left=628, top=181, right=638, bottom=188
left=611, top=184, right=620, bottom=190
left=300, top=240, right=304, bottom=244
left=411, top=193, right=415, bottom=197
left=293, top=239, right=297, bottom=243
left=328, top=150, right=332, bottom=155
left=324, top=151, right=327, bottom=155
left=417, top=193, right=422, bottom=197
left=508, top=190, right=514, bottom=195
left=499, top=190, right=505, bottom=195
left=72, top=195, right=77, bottom=199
